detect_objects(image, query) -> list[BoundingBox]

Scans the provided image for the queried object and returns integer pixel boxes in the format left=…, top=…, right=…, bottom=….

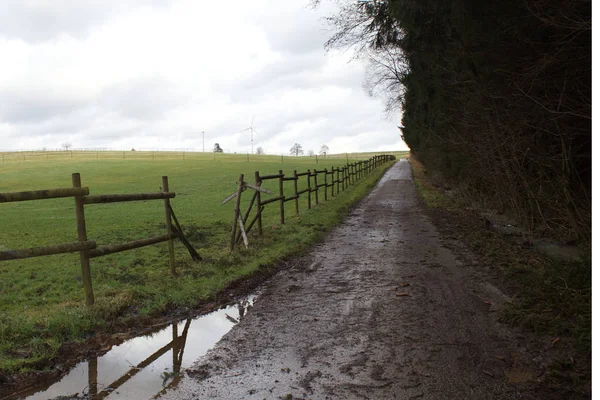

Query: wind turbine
left=241, top=116, right=258, bottom=154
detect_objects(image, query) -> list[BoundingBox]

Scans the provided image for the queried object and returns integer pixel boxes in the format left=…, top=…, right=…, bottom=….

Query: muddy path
left=157, top=160, right=550, bottom=400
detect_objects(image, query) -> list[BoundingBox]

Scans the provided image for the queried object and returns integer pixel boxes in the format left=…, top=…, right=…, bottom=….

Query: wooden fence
left=0, top=173, right=200, bottom=306
left=1, top=154, right=395, bottom=306
left=226, top=154, right=396, bottom=250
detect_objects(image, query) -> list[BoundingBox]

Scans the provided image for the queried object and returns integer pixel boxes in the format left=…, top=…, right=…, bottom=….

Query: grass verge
left=0, top=154, right=396, bottom=375
left=409, top=155, right=591, bottom=395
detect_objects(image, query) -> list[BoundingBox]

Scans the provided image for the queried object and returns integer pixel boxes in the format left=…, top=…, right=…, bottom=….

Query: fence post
left=231, top=174, right=244, bottom=250
left=307, top=169, right=312, bottom=209
left=313, top=169, right=319, bottom=205
left=278, top=170, right=285, bottom=224
left=324, top=169, right=328, bottom=201
left=72, top=173, right=94, bottom=306
left=315, top=155, right=318, bottom=164
left=336, top=167, right=340, bottom=194
left=331, top=167, right=335, bottom=197
left=293, top=170, right=299, bottom=216
left=88, top=357, right=98, bottom=398
left=162, top=176, right=176, bottom=275
left=255, top=171, right=262, bottom=235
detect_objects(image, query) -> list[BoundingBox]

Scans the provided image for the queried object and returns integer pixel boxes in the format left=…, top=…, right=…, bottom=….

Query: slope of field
left=0, top=152, right=400, bottom=373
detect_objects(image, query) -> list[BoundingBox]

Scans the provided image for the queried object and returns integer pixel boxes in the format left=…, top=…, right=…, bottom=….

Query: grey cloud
left=255, top=2, right=331, bottom=55
left=96, top=78, right=188, bottom=121
left=0, top=0, right=404, bottom=153
left=0, top=0, right=172, bottom=42
left=0, top=90, right=83, bottom=124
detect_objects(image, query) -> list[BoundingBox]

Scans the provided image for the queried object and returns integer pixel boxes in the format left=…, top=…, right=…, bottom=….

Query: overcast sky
left=0, top=0, right=408, bottom=154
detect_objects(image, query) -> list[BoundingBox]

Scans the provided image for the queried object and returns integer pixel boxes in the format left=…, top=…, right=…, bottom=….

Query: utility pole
left=202, top=131, right=205, bottom=152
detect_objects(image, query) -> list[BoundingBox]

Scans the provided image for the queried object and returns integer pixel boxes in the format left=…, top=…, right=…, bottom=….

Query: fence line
left=0, top=174, right=198, bottom=306
left=226, top=154, right=396, bottom=250
left=0, top=149, right=403, bottom=163
left=1, top=154, right=395, bottom=305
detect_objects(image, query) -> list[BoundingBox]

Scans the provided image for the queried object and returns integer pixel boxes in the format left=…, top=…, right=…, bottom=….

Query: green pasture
left=0, top=151, right=400, bottom=372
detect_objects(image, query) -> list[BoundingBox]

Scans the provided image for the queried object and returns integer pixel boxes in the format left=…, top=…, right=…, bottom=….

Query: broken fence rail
left=223, top=154, right=396, bottom=250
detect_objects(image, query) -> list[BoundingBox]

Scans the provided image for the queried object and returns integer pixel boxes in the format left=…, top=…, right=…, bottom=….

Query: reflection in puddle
left=10, top=296, right=256, bottom=400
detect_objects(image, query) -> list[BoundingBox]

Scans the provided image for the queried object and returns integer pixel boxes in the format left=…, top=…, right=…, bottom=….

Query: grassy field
left=0, top=151, right=403, bottom=373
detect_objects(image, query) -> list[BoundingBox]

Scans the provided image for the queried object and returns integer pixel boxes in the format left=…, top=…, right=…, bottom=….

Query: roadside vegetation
left=315, top=0, right=590, bottom=392
left=318, top=0, right=590, bottom=245
left=410, top=156, right=591, bottom=395
left=0, top=151, right=401, bottom=374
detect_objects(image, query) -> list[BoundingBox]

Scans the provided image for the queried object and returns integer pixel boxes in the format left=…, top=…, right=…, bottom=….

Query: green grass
left=0, top=151, right=396, bottom=373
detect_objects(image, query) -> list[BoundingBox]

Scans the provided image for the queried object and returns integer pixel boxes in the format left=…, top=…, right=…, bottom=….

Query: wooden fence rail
left=226, top=154, right=396, bottom=250
left=0, top=173, right=198, bottom=306
left=2, top=154, right=395, bottom=304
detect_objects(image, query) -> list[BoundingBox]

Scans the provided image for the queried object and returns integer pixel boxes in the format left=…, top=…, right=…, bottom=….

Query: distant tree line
left=317, top=0, right=591, bottom=242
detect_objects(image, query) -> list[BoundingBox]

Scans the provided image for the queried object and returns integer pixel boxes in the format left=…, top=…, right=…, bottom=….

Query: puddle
left=6, top=296, right=257, bottom=400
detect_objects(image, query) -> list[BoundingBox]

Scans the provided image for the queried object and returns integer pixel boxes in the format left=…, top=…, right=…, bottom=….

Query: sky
left=0, top=0, right=408, bottom=154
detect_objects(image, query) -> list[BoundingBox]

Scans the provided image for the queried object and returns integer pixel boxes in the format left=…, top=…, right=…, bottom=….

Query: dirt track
left=159, top=160, right=542, bottom=399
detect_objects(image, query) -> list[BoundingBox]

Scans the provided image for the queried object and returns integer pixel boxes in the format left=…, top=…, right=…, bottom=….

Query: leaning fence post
left=279, top=170, right=285, bottom=224
left=255, top=171, right=263, bottom=235
left=231, top=174, right=244, bottom=250
left=293, top=170, right=299, bottom=216
left=162, top=176, right=176, bottom=275
left=72, top=173, right=94, bottom=306
left=229, top=174, right=244, bottom=250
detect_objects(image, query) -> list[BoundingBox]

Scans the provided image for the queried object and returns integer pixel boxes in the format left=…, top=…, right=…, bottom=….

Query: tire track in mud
left=159, top=160, right=540, bottom=400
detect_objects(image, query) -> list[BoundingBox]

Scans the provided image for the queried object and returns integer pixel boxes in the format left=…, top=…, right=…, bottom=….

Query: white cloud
left=0, top=0, right=408, bottom=153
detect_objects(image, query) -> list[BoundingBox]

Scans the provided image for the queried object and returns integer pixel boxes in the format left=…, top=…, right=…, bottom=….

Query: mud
left=158, top=160, right=551, bottom=400
left=4, top=297, right=257, bottom=400
left=0, top=262, right=276, bottom=399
